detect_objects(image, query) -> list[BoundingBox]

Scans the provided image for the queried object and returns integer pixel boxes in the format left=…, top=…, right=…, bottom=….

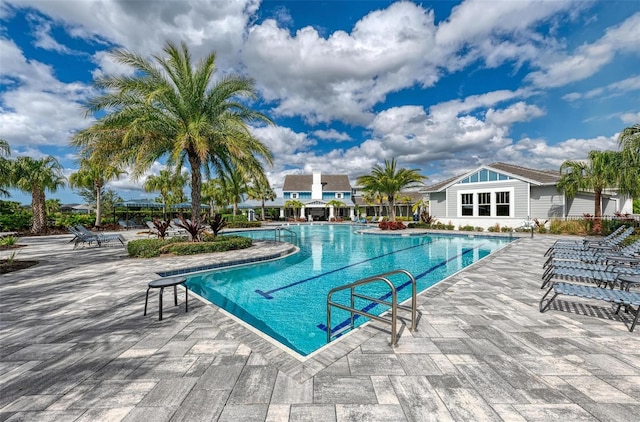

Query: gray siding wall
left=429, top=192, right=447, bottom=217
left=445, top=180, right=529, bottom=218
left=603, top=197, right=617, bottom=215
left=530, top=185, right=564, bottom=219
left=566, top=194, right=594, bottom=216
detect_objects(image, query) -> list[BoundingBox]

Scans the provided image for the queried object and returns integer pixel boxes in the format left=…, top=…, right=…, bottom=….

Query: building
left=421, top=162, right=632, bottom=230
left=281, top=172, right=354, bottom=221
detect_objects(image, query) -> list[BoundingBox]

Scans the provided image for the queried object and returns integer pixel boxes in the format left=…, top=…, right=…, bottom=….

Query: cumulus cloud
left=563, top=75, right=640, bottom=101
left=312, top=129, right=351, bottom=142
left=527, top=13, right=640, bottom=88
left=0, top=38, right=94, bottom=148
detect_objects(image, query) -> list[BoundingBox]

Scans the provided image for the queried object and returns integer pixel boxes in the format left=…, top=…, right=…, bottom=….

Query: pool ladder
left=274, top=226, right=297, bottom=243
left=326, top=269, right=417, bottom=346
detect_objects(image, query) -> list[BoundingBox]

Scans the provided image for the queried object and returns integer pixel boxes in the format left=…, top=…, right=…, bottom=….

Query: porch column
left=300, top=206, right=306, bottom=220
left=329, top=205, right=335, bottom=219
left=279, top=208, right=285, bottom=219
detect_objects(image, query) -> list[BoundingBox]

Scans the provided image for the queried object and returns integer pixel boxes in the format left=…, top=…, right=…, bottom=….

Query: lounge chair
left=543, top=239, right=639, bottom=268
left=540, top=279, right=640, bottom=332
left=74, top=225, right=125, bottom=247
left=67, top=226, right=101, bottom=249
left=545, top=225, right=626, bottom=253
left=545, top=227, right=634, bottom=256
left=541, top=263, right=640, bottom=289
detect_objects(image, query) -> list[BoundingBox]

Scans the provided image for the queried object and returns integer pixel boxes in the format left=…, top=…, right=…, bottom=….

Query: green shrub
left=537, top=225, right=547, bottom=234
left=474, top=227, right=484, bottom=232
left=548, top=219, right=590, bottom=235
left=487, top=223, right=500, bottom=233
left=459, top=225, right=475, bottom=231
left=500, top=226, right=512, bottom=232
left=0, top=212, right=31, bottom=231
left=50, top=213, right=95, bottom=229
left=0, top=235, right=18, bottom=246
left=226, top=221, right=262, bottom=229
left=222, top=214, right=248, bottom=222
left=407, top=222, right=430, bottom=229
left=127, top=236, right=187, bottom=258
left=160, top=236, right=252, bottom=255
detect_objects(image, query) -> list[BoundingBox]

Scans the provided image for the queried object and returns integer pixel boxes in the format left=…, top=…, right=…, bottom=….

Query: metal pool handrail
left=326, top=269, right=417, bottom=346
left=274, top=226, right=297, bottom=243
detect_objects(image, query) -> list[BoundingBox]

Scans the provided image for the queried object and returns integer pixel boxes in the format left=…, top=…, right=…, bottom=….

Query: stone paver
left=1, top=228, right=639, bottom=421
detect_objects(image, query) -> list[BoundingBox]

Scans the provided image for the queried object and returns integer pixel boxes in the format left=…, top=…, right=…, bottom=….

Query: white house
left=281, top=172, right=355, bottom=221
left=421, top=162, right=632, bottom=230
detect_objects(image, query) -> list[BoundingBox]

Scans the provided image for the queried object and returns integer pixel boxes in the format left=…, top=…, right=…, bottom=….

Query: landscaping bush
left=407, top=222, right=430, bottom=229
left=487, top=223, right=500, bottom=233
left=0, top=235, right=18, bottom=247
left=0, top=212, right=31, bottom=231
left=49, top=213, right=96, bottom=229
left=475, top=227, right=484, bottom=232
left=378, top=221, right=406, bottom=230
left=160, top=236, right=252, bottom=255
left=226, top=221, right=262, bottom=229
left=459, top=225, right=475, bottom=231
left=548, top=219, right=590, bottom=236
left=500, top=226, right=512, bottom=233
left=223, top=214, right=248, bottom=222
left=127, top=235, right=251, bottom=258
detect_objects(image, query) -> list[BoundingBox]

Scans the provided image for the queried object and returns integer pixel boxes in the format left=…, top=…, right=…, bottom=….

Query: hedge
left=127, top=235, right=251, bottom=258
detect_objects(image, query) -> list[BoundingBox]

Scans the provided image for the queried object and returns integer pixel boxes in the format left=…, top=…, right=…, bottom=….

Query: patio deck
left=1, top=231, right=639, bottom=421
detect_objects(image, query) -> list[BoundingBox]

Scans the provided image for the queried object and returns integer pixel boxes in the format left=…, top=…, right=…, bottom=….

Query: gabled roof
left=283, top=174, right=352, bottom=192
left=422, top=162, right=561, bottom=193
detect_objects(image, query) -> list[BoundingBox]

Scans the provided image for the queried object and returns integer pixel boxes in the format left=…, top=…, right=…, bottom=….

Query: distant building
left=282, top=172, right=354, bottom=220
left=422, top=162, right=632, bottom=230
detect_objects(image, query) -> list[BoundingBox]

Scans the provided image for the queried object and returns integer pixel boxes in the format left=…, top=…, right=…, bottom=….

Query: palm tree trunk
left=593, top=188, right=603, bottom=234
left=94, top=182, right=102, bottom=227
left=389, top=199, right=396, bottom=222
left=261, top=199, right=266, bottom=221
left=188, top=154, right=202, bottom=223
left=31, top=188, right=46, bottom=234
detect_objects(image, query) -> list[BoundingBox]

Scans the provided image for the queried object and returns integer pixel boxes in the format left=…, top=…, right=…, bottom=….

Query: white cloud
left=563, top=75, right=640, bottom=101
left=485, top=102, right=545, bottom=126
left=29, top=13, right=79, bottom=54
left=620, top=112, right=640, bottom=124
left=527, top=13, right=640, bottom=88
left=312, top=129, right=351, bottom=142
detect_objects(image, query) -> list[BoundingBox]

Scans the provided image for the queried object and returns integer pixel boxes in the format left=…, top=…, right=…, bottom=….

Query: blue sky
left=1, top=0, right=639, bottom=205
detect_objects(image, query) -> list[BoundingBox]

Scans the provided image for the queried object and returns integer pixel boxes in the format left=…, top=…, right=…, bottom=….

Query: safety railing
left=274, top=226, right=298, bottom=243
left=326, top=269, right=417, bottom=346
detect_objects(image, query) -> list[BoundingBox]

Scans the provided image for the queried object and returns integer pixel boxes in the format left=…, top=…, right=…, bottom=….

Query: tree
left=557, top=150, right=620, bottom=234
left=356, top=158, right=426, bottom=222
left=325, top=199, right=346, bottom=220
left=72, top=41, right=273, bottom=227
left=0, top=140, right=10, bottom=198
left=221, top=166, right=249, bottom=216
left=284, top=199, right=304, bottom=220
left=144, top=170, right=188, bottom=219
left=247, top=179, right=276, bottom=221
left=45, top=198, right=61, bottom=215
left=10, top=156, right=66, bottom=234
left=201, top=178, right=226, bottom=216
left=399, top=194, right=413, bottom=217
left=617, top=123, right=640, bottom=198
left=69, top=159, right=124, bottom=227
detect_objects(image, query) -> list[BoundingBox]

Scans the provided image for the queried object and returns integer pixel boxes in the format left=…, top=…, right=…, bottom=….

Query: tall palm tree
left=0, top=139, right=10, bottom=197
left=557, top=150, right=621, bottom=234
left=144, top=170, right=187, bottom=219
left=69, top=159, right=124, bottom=227
left=221, top=166, right=249, bottom=216
left=357, top=158, right=426, bottom=222
left=201, top=178, right=226, bottom=216
left=247, top=179, right=276, bottom=221
left=284, top=199, right=304, bottom=220
left=617, top=123, right=640, bottom=198
left=325, top=199, right=346, bottom=220
left=399, top=194, right=413, bottom=217
left=11, top=156, right=66, bottom=234
left=71, top=41, right=273, bottom=226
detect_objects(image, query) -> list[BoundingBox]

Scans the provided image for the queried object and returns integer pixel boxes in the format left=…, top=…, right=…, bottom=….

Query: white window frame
left=335, top=192, right=344, bottom=199
left=457, top=187, right=515, bottom=217
left=291, top=192, right=299, bottom=199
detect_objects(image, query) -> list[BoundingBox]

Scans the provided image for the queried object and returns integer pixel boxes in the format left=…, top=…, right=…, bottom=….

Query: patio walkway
left=1, top=230, right=639, bottom=421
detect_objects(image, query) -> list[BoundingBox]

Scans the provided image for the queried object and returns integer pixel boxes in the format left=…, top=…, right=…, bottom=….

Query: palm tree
left=557, top=150, right=621, bottom=234
left=221, top=166, right=249, bottom=216
left=617, top=123, right=640, bottom=198
left=71, top=41, right=273, bottom=226
left=11, top=156, right=66, bottom=234
left=399, top=194, right=413, bottom=218
left=284, top=199, right=304, bottom=220
left=247, top=179, right=276, bottom=221
left=0, top=139, right=10, bottom=197
left=201, top=178, right=226, bottom=216
left=356, top=158, right=426, bottom=222
left=69, top=159, right=124, bottom=227
left=325, top=199, right=346, bottom=220
left=144, top=170, right=187, bottom=219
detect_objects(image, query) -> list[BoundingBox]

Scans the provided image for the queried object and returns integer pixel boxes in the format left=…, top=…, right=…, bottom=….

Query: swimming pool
left=185, top=225, right=513, bottom=356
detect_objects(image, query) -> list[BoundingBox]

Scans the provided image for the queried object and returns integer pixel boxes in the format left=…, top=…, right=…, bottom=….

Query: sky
left=1, top=0, right=639, bottom=205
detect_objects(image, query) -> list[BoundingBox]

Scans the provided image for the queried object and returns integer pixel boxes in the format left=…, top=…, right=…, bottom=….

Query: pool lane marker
left=255, top=238, right=437, bottom=299
left=317, top=246, right=477, bottom=335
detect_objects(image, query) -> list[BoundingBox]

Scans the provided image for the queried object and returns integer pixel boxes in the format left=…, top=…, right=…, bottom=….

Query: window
left=478, top=193, right=491, bottom=216
left=335, top=193, right=343, bottom=199
left=461, top=193, right=473, bottom=216
left=291, top=193, right=298, bottom=199
left=496, top=191, right=510, bottom=216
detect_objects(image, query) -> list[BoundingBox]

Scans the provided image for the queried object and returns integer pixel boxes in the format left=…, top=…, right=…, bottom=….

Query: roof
left=422, top=162, right=561, bottom=193
left=283, top=174, right=352, bottom=192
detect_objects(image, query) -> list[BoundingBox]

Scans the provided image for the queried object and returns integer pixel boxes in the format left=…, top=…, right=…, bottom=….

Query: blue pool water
left=185, top=225, right=513, bottom=356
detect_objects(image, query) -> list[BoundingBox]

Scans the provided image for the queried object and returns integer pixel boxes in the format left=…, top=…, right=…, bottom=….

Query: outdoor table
left=144, top=276, right=188, bottom=321
left=618, top=274, right=640, bottom=292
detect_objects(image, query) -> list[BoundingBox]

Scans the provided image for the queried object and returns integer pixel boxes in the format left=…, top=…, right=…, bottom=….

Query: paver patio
left=1, top=229, right=639, bottom=421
